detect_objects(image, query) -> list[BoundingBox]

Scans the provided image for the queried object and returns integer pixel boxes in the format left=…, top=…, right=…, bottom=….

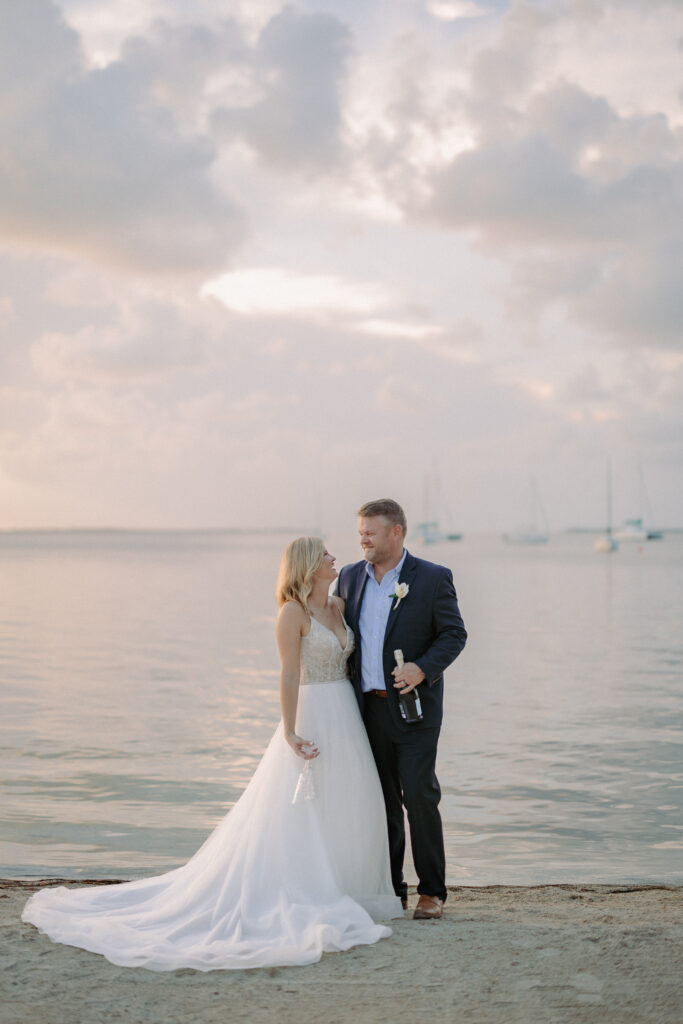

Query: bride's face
left=314, top=549, right=338, bottom=584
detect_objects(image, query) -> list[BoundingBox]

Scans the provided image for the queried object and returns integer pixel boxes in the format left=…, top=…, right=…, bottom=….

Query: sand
left=1, top=880, right=681, bottom=1024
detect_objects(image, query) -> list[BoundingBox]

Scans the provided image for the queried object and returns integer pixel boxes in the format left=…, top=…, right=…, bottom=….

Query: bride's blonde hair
left=275, top=536, right=325, bottom=610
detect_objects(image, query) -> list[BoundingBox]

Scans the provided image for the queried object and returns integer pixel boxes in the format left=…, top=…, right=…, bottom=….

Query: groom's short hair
left=357, top=498, right=407, bottom=536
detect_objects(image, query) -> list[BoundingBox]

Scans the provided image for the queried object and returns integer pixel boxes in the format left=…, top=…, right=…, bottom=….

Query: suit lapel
left=383, top=551, right=418, bottom=648
left=347, top=562, right=369, bottom=687
left=343, top=561, right=368, bottom=633
left=352, top=562, right=369, bottom=630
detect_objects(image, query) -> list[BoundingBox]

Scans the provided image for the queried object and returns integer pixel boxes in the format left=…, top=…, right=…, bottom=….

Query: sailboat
left=414, top=470, right=462, bottom=545
left=614, top=518, right=649, bottom=543
left=614, top=465, right=663, bottom=541
left=595, top=457, right=619, bottom=553
left=502, top=476, right=549, bottom=544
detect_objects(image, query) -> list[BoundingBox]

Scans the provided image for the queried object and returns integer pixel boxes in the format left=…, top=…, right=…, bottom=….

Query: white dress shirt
left=358, top=549, right=407, bottom=693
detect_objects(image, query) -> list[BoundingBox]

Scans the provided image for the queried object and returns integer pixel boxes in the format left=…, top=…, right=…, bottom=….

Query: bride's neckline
left=306, top=613, right=349, bottom=653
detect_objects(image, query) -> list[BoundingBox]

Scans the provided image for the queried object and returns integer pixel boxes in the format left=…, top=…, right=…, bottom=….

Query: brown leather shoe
left=401, top=897, right=408, bottom=911
left=413, top=895, right=443, bottom=920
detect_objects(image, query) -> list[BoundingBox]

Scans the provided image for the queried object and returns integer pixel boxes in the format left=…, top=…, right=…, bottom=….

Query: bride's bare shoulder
left=277, top=600, right=308, bottom=634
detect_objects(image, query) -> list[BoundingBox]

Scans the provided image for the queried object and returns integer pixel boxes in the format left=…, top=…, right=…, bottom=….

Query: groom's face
left=358, top=516, right=403, bottom=564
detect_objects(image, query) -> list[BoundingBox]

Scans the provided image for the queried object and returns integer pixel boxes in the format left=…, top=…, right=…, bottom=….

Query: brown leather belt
left=367, top=689, right=387, bottom=698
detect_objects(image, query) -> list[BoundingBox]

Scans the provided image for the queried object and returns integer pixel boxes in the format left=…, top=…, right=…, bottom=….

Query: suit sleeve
left=414, top=570, right=467, bottom=685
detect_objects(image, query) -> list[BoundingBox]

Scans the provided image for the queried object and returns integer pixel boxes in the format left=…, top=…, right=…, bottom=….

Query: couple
left=23, top=499, right=467, bottom=971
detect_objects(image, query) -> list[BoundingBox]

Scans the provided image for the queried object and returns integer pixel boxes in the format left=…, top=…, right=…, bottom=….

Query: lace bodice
left=300, top=615, right=355, bottom=685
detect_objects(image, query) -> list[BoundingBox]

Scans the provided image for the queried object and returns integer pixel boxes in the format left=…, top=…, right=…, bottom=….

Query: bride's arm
left=276, top=601, right=319, bottom=760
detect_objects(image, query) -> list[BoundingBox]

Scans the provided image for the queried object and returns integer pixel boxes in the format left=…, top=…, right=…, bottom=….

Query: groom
left=336, top=498, right=467, bottom=919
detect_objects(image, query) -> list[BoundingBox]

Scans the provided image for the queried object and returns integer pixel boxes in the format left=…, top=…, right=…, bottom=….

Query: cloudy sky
left=1, top=0, right=681, bottom=532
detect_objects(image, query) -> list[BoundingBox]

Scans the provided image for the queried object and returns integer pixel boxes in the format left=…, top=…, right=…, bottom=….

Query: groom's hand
left=392, top=662, right=425, bottom=693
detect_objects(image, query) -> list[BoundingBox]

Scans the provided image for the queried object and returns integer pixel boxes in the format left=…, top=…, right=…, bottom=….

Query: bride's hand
left=286, top=732, right=320, bottom=760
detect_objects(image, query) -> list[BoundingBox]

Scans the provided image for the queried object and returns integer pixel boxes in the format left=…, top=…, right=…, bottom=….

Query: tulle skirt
left=22, top=679, right=402, bottom=970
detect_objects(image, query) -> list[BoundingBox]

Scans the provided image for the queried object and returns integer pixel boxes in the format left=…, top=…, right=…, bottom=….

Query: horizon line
left=0, top=525, right=681, bottom=536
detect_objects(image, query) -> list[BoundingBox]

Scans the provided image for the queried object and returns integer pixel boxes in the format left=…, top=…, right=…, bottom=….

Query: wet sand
left=2, top=881, right=681, bottom=1024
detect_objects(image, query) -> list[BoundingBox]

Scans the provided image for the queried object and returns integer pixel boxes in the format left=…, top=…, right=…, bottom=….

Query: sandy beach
left=1, top=880, right=680, bottom=1024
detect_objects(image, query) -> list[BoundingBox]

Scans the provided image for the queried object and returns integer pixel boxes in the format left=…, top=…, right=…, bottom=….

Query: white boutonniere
left=390, top=582, right=409, bottom=611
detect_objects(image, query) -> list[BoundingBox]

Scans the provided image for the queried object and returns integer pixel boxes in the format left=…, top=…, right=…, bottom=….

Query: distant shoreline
left=0, top=526, right=317, bottom=536
left=1, top=526, right=682, bottom=536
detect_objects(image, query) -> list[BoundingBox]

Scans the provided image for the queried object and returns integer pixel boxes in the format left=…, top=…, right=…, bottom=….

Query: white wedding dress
left=22, top=616, right=402, bottom=971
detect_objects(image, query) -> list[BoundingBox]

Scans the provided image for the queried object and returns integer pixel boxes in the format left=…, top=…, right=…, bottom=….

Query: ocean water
left=1, top=529, right=681, bottom=885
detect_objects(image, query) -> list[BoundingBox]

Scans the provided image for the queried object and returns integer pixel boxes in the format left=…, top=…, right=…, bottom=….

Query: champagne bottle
left=394, top=649, right=423, bottom=723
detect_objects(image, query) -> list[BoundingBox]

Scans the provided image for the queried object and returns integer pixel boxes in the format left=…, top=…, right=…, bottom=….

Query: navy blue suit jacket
left=336, top=550, right=467, bottom=731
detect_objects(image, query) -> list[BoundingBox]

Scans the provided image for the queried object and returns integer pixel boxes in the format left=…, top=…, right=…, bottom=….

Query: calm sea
left=1, top=529, right=681, bottom=885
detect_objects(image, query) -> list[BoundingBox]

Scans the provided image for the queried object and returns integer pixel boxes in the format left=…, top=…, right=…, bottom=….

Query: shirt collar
left=364, top=547, right=407, bottom=582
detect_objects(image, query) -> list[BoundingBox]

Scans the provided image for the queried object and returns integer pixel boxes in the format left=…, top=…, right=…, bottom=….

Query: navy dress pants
left=363, top=693, right=447, bottom=903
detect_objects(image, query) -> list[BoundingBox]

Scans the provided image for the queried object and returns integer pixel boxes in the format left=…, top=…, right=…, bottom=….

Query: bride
left=22, top=537, right=403, bottom=970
